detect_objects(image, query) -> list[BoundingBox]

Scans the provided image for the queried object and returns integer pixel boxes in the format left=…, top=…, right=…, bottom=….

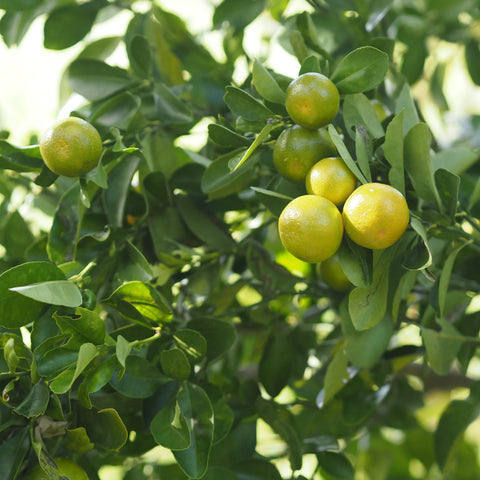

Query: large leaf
left=0, top=262, right=66, bottom=328
left=173, top=383, right=215, bottom=479
left=252, top=60, right=286, bottom=104
left=224, top=86, right=274, bottom=121
left=10, top=280, right=82, bottom=308
left=68, top=58, right=133, bottom=101
left=0, top=140, right=43, bottom=172
left=434, top=382, right=480, bottom=470
left=331, top=46, right=389, bottom=94
left=44, top=1, right=105, bottom=50
left=342, top=93, right=384, bottom=139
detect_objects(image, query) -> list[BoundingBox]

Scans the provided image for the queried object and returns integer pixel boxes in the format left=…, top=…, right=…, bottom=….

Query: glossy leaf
left=82, top=408, right=128, bottom=450
left=224, top=86, right=274, bottom=121
left=55, top=307, right=106, bottom=347
left=161, top=348, right=191, bottom=381
left=0, top=0, right=42, bottom=10
left=0, top=139, right=43, bottom=172
left=342, top=93, right=384, bottom=139
left=154, top=82, right=193, bottom=124
left=331, top=46, right=389, bottom=94
left=90, top=91, right=141, bottom=129
left=10, top=280, right=82, bottom=308
left=173, top=329, right=207, bottom=364
left=208, top=124, right=251, bottom=147
left=127, top=34, right=152, bottom=78
left=0, top=428, right=29, bottom=480
left=0, top=262, right=66, bottom=328
left=384, top=110, right=406, bottom=194
left=435, top=168, right=459, bottom=222
left=252, top=60, right=286, bottom=104
left=320, top=345, right=350, bottom=406
left=14, top=382, right=50, bottom=418
left=317, top=451, right=354, bottom=479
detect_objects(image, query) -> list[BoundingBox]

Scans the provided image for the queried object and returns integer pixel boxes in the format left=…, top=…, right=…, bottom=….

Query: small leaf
left=321, top=345, right=349, bottom=406
left=331, top=46, right=389, bottom=94
left=435, top=168, right=459, bottom=222
left=208, top=124, right=250, bottom=147
left=127, top=34, right=152, bottom=78
left=432, top=146, right=479, bottom=175
left=384, top=110, right=406, bottom=195
left=14, top=383, right=50, bottom=418
left=232, top=122, right=274, bottom=171
left=154, top=82, right=193, bottom=124
left=317, top=451, right=354, bottom=479
left=252, top=60, right=286, bottom=104
left=343, top=93, right=384, bottom=139
left=173, top=329, right=207, bottom=364
left=82, top=407, right=128, bottom=450
left=10, top=280, right=82, bottom=308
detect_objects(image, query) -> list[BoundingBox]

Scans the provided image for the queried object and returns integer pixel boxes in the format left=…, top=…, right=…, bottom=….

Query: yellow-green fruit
left=285, top=72, right=340, bottom=130
left=343, top=183, right=410, bottom=250
left=278, top=194, right=344, bottom=263
left=40, top=117, right=102, bottom=177
left=26, top=458, right=89, bottom=480
left=317, top=253, right=352, bottom=291
left=306, top=156, right=357, bottom=205
left=273, top=125, right=337, bottom=182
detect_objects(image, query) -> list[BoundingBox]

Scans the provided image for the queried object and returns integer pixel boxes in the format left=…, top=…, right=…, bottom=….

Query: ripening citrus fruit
left=343, top=183, right=409, bottom=250
left=285, top=72, right=340, bottom=130
left=278, top=195, right=343, bottom=263
left=273, top=125, right=336, bottom=182
left=306, top=156, right=357, bottom=205
left=370, top=99, right=390, bottom=122
left=317, top=253, right=352, bottom=291
left=40, top=117, right=102, bottom=177
left=26, top=458, right=89, bottom=480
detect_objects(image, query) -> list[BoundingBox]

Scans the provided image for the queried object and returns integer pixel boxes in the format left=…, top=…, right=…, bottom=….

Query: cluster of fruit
left=273, top=73, right=410, bottom=287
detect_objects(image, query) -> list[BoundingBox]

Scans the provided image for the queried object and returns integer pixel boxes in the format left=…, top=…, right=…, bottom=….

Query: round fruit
left=371, top=99, right=390, bottom=122
left=285, top=72, right=340, bottom=130
left=306, top=156, right=357, bottom=205
left=273, top=125, right=336, bottom=182
left=317, top=253, right=352, bottom=291
left=40, top=117, right=102, bottom=177
left=278, top=195, right=344, bottom=263
left=343, top=183, right=409, bottom=250
left=26, top=458, right=89, bottom=480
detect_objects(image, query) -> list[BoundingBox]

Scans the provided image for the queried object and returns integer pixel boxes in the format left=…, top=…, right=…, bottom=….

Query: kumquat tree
left=1, top=0, right=480, bottom=479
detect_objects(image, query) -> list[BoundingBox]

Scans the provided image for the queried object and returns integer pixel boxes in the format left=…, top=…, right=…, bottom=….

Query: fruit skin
left=306, top=156, right=357, bottom=205
left=26, top=458, right=89, bottom=480
left=278, top=195, right=344, bottom=263
left=285, top=72, right=340, bottom=130
left=343, top=183, right=409, bottom=250
left=40, top=117, right=102, bottom=177
left=317, top=253, right=352, bottom=291
left=273, top=125, right=337, bottom=182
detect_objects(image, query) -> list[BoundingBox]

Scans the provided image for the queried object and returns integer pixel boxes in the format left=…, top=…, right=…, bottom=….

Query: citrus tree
left=1, top=1, right=480, bottom=479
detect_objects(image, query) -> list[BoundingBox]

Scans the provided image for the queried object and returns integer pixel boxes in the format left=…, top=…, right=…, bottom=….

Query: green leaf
left=44, top=2, right=105, bottom=50
left=102, top=153, right=141, bottom=228
left=174, top=383, right=214, bottom=479
left=201, top=149, right=258, bottom=198
left=349, top=249, right=395, bottom=331
left=115, top=335, right=131, bottom=369
left=342, top=93, right=384, bottom=139
left=187, top=317, right=236, bottom=361
left=465, top=38, right=480, bottom=85
left=384, top=110, right=406, bottom=195
left=232, top=122, right=274, bottom=172
left=252, top=60, right=286, bottom=104
left=213, top=0, right=266, bottom=30
left=208, top=124, right=251, bottom=147
left=68, top=58, right=132, bottom=101
left=395, top=84, right=419, bottom=134
left=14, top=383, right=50, bottom=418
left=173, top=329, right=207, bottom=364
left=47, top=183, right=81, bottom=264
left=320, top=345, right=350, bottom=406
left=0, top=0, right=42, bottom=10
left=0, top=139, right=43, bottom=172
left=403, top=217, right=432, bottom=270
left=432, top=146, right=479, bottom=175
left=106, top=281, right=171, bottom=325
left=224, top=86, right=274, bottom=121
left=0, top=9, right=39, bottom=47
left=204, top=467, right=240, bottom=480
left=317, top=451, right=354, bottom=479
left=259, top=332, right=295, bottom=397
left=151, top=395, right=191, bottom=450
left=49, top=343, right=98, bottom=394
left=0, top=428, right=29, bottom=480
left=175, top=194, right=236, bottom=251
left=435, top=168, right=459, bottom=222
left=154, top=82, right=193, bottom=124
left=10, top=280, right=82, bottom=308
left=354, top=126, right=373, bottom=183
left=422, top=322, right=463, bottom=376
left=299, top=54, right=322, bottom=75
left=90, top=91, right=141, bottom=129
left=55, top=307, right=106, bottom=347
left=331, top=46, right=389, bottom=94
left=161, top=348, right=191, bottom=381
left=110, top=355, right=164, bottom=398
left=434, top=383, right=480, bottom=470
left=0, top=261, right=66, bottom=328
left=127, top=34, right=152, bottom=78
left=327, top=124, right=367, bottom=184
left=234, top=459, right=282, bottom=480
left=404, top=122, right=440, bottom=207
left=117, top=241, right=153, bottom=283
left=64, top=427, right=94, bottom=454
left=81, top=407, right=128, bottom=450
